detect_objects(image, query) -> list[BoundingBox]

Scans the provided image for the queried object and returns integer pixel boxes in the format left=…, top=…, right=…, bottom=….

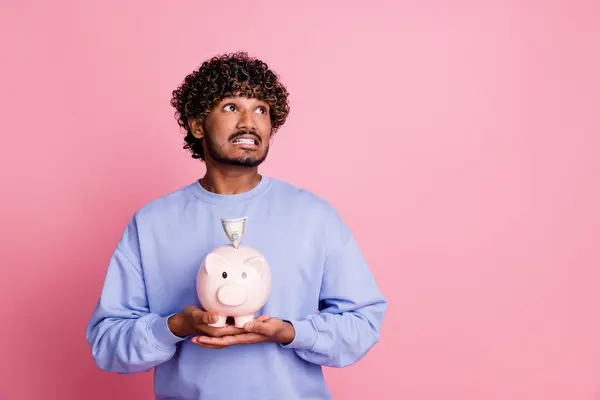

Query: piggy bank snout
left=217, top=284, right=248, bottom=306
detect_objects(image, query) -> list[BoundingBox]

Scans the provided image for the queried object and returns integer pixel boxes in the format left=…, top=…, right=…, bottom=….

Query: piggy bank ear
left=205, top=252, right=227, bottom=275
left=244, top=256, right=268, bottom=277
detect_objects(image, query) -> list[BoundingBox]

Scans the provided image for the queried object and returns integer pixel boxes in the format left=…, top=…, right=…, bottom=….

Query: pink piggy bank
left=196, top=245, right=271, bottom=328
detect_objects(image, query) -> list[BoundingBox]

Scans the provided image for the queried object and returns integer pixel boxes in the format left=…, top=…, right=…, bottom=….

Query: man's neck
left=199, top=165, right=262, bottom=195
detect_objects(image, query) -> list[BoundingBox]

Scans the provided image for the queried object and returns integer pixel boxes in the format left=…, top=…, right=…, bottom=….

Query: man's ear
left=188, top=118, right=204, bottom=140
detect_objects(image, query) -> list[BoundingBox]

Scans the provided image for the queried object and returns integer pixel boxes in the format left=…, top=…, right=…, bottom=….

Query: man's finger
left=191, top=335, right=227, bottom=349
left=200, top=325, right=247, bottom=338
left=256, top=315, right=271, bottom=322
left=194, top=333, right=264, bottom=347
left=227, top=333, right=264, bottom=344
left=192, top=310, right=219, bottom=325
left=195, top=335, right=237, bottom=347
left=191, top=339, right=226, bottom=349
left=191, top=308, right=205, bottom=323
left=243, top=320, right=274, bottom=336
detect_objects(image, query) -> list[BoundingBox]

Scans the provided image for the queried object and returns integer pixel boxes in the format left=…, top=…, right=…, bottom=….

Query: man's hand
left=192, top=315, right=295, bottom=349
left=168, top=306, right=246, bottom=338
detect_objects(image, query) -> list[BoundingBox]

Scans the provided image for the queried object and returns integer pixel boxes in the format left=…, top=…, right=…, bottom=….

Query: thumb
left=244, top=319, right=271, bottom=335
left=256, top=315, right=271, bottom=322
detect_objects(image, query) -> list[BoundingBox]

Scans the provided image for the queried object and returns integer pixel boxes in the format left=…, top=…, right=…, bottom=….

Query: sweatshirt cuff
left=148, top=314, right=188, bottom=351
left=280, top=318, right=318, bottom=351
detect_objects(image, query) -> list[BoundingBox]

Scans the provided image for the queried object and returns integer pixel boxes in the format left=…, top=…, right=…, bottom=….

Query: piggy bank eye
left=222, top=271, right=228, bottom=279
left=241, top=272, right=247, bottom=279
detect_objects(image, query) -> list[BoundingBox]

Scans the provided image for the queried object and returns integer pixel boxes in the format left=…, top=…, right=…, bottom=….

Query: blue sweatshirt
left=86, top=176, right=387, bottom=400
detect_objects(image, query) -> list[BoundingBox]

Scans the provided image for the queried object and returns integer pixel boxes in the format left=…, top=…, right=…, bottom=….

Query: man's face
left=195, top=96, right=273, bottom=167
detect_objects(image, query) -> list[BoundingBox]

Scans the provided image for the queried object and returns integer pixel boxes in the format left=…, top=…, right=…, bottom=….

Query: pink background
left=1, top=1, right=599, bottom=399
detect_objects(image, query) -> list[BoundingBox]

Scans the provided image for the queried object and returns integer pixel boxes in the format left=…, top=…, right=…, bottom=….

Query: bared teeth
left=233, top=138, right=256, bottom=145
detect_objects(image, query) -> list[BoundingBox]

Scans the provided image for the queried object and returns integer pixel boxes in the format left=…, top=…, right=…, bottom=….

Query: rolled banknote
left=221, top=216, right=247, bottom=249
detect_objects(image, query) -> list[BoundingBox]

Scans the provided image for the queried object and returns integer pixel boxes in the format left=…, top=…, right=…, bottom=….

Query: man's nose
left=236, top=109, right=256, bottom=132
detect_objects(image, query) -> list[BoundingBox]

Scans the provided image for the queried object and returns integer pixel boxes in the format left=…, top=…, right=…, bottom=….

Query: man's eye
left=224, top=105, right=236, bottom=112
left=255, top=107, right=266, bottom=114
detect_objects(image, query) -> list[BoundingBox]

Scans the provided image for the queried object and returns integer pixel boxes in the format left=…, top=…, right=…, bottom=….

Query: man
left=86, top=52, right=387, bottom=399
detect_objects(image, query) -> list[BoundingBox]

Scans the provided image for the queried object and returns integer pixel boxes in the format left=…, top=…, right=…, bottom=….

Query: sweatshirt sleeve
left=85, top=218, right=187, bottom=374
left=281, top=206, right=388, bottom=368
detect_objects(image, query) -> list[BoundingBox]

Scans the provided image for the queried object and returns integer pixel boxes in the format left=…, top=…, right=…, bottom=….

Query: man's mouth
left=231, top=134, right=260, bottom=147
left=232, top=138, right=258, bottom=145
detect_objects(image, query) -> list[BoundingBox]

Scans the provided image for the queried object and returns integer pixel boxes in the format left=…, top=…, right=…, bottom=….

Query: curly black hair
left=170, top=51, right=290, bottom=160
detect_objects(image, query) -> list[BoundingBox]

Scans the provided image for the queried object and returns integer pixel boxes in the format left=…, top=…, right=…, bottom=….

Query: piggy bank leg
left=207, top=315, right=227, bottom=328
left=234, top=315, right=254, bottom=329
